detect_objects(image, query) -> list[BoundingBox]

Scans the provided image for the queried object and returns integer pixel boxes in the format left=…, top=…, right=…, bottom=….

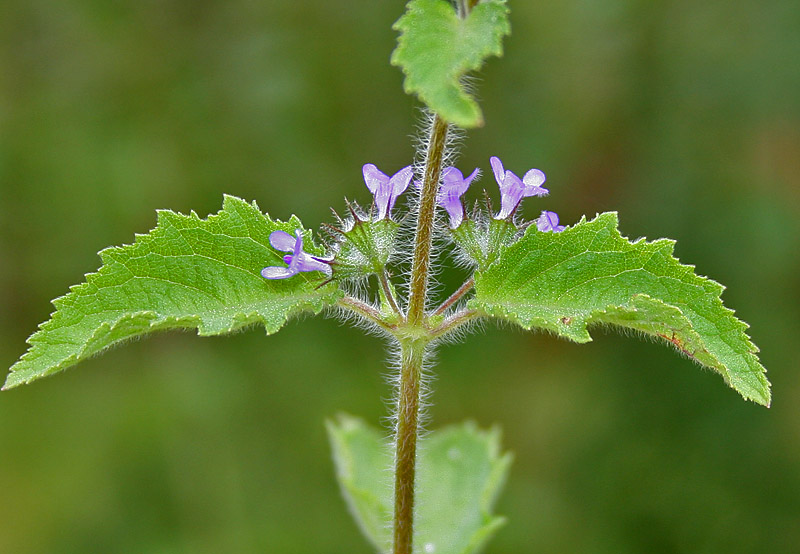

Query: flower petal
left=261, top=266, right=297, bottom=279
left=463, top=167, right=480, bottom=187
left=523, top=168, right=546, bottom=188
left=362, top=163, right=389, bottom=194
left=389, top=165, right=414, bottom=196
left=441, top=188, right=465, bottom=228
left=295, top=256, right=332, bottom=275
left=285, top=230, right=304, bottom=271
left=489, top=156, right=505, bottom=186
left=496, top=172, right=526, bottom=219
left=442, top=166, right=478, bottom=195
left=269, top=230, right=297, bottom=252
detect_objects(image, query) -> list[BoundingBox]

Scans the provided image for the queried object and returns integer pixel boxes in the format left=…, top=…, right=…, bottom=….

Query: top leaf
left=4, top=195, right=341, bottom=390
left=471, top=212, right=771, bottom=406
left=391, top=0, right=510, bottom=128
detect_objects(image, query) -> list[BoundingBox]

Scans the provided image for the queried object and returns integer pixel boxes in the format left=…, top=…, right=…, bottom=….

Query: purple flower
left=536, top=210, right=565, bottom=233
left=438, top=166, right=479, bottom=228
left=362, top=163, right=414, bottom=220
left=261, top=229, right=331, bottom=279
left=490, top=156, right=548, bottom=219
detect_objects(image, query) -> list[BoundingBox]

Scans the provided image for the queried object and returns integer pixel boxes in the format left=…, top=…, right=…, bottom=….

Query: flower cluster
left=262, top=157, right=566, bottom=279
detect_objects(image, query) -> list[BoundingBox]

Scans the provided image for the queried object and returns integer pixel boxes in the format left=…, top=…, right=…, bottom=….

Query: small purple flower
left=490, top=156, right=549, bottom=219
left=362, top=163, right=414, bottom=220
left=536, top=210, right=565, bottom=233
left=438, top=166, right=479, bottom=228
left=261, top=229, right=331, bottom=279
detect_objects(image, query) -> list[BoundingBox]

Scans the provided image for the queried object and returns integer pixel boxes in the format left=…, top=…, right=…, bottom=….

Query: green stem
left=393, top=339, right=426, bottom=554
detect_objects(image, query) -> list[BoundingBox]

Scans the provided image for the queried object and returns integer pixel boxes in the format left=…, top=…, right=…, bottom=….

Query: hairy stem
left=393, top=339, right=426, bottom=554
left=431, top=308, right=480, bottom=339
left=337, top=296, right=396, bottom=332
left=407, top=115, right=449, bottom=325
left=392, top=114, right=448, bottom=554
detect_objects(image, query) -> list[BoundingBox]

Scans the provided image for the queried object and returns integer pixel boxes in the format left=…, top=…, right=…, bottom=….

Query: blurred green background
left=1, top=0, right=799, bottom=552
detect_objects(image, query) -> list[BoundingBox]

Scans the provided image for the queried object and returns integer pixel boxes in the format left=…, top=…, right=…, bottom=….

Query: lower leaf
left=327, top=414, right=512, bottom=554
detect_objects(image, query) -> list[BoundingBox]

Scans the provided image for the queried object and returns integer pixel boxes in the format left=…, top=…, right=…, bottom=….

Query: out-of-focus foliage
left=328, top=414, right=511, bottom=554
left=1, top=1, right=798, bottom=553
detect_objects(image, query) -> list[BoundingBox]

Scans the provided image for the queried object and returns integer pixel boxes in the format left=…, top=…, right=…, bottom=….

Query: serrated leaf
left=4, top=195, right=341, bottom=390
left=471, top=212, right=771, bottom=406
left=391, top=0, right=510, bottom=128
left=327, top=414, right=511, bottom=554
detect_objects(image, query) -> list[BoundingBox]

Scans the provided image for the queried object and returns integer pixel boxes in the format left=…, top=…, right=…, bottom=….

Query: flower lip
left=261, top=229, right=332, bottom=279
left=363, top=164, right=413, bottom=220
left=490, top=156, right=549, bottom=219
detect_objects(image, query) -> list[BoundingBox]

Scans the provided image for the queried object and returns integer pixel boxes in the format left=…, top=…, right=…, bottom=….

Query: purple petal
left=523, top=168, right=546, bottom=188
left=386, top=165, right=413, bottom=215
left=522, top=169, right=548, bottom=197
left=263, top=229, right=331, bottom=279
left=269, top=230, right=297, bottom=252
left=261, top=229, right=332, bottom=279
left=439, top=166, right=478, bottom=228
left=366, top=164, right=413, bottom=219
left=463, top=167, right=480, bottom=187
left=261, top=266, right=297, bottom=279
left=489, top=156, right=505, bottom=186
left=389, top=166, right=413, bottom=195
left=522, top=169, right=549, bottom=197
left=496, top=171, right=525, bottom=219
left=285, top=230, right=305, bottom=272
left=362, top=163, right=389, bottom=194
left=294, top=256, right=332, bottom=275
left=441, top=166, right=463, bottom=185
left=442, top=166, right=478, bottom=196
left=440, top=187, right=465, bottom=228
left=537, top=211, right=565, bottom=232
left=373, top=179, right=393, bottom=220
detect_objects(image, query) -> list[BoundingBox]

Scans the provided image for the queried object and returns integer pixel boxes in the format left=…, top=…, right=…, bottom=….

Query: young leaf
left=4, top=195, right=340, bottom=390
left=471, top=212, right=771, bottom=406
left=327, top=414, right=512, bottom=554
left=391, top=0, right=511, bottom=128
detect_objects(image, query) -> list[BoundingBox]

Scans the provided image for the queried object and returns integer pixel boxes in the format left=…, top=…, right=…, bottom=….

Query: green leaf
left=327, top=414, right=512, bottom=554
left=391, top=0, right=511, bottom=128
left=4, top=195, right=341, bottom=390
left=471, top=212, right=771, bottom=406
